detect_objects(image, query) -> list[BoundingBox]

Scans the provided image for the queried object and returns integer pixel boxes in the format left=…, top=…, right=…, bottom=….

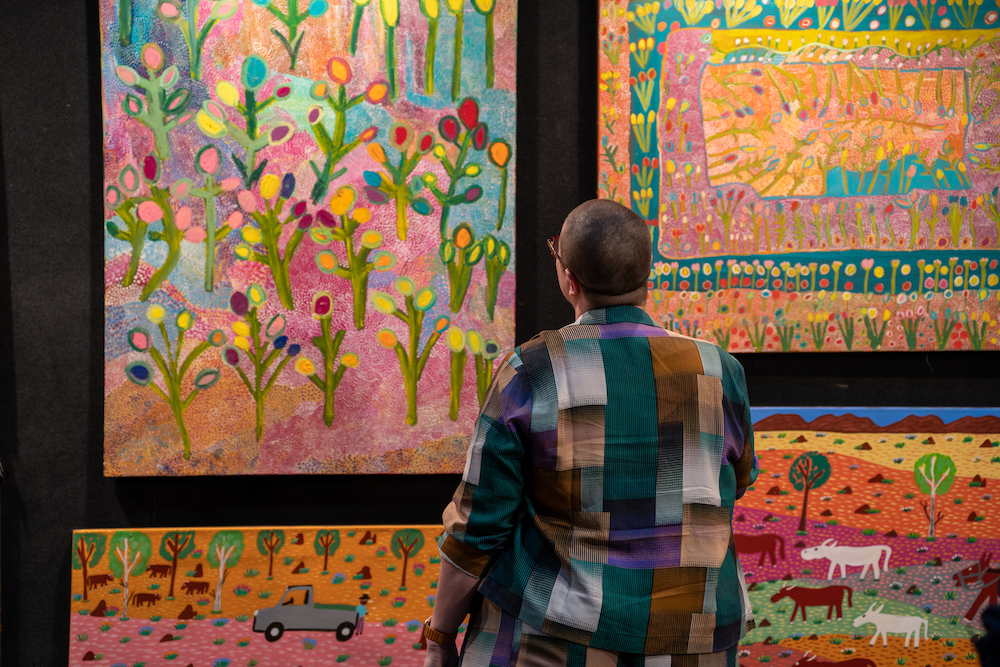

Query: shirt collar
left=575, top=305, right=657, bottom=327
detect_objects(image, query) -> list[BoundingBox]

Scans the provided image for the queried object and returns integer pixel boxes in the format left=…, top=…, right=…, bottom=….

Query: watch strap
left=423, top=616, right=457, bottom=644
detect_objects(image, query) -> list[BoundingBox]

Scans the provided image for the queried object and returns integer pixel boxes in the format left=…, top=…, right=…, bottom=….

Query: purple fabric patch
left=529, top=428, right=559, bottom=469
left=598, top=322, right=673, bottom=339
left=607, top=525, right=684, bottom=568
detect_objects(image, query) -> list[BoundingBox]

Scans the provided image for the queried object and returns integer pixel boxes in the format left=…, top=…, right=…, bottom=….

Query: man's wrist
left=423, top=616, right=458, bottom=645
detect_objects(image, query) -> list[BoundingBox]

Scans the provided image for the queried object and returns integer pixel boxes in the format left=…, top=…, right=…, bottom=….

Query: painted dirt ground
left=69, top=526, right=452, bottom=665
left=734, top=409, right=1000, bottom=667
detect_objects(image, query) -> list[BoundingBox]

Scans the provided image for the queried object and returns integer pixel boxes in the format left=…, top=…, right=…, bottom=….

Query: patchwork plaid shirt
left=440, top=306, right=758, bottom=655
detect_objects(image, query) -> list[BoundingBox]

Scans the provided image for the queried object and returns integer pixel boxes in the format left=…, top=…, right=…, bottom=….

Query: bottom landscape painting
left=69, top=525, right=451, bottom=666
left=68, top=408, right=999, bottom=666
left=736, top=407, right=999, bottom=667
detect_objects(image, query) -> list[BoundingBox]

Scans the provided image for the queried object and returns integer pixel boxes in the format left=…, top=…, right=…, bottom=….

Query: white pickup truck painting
left=253, top=585, right=358, bottom=642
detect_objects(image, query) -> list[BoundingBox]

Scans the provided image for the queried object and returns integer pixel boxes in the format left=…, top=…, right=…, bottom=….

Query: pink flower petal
left=137, top=201, right=164, bottom=223
left=175, top=206, right=192, bottom=230
left=227, top=211, right=243, bottom=229
left=184, top=227, right=207, bottom=243
left=220, top=177, right=241, bottom=191
left=237, top=190, right=257, bottom=213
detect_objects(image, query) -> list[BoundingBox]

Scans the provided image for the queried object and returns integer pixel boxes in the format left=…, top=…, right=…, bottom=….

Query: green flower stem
left=191, top=175, right=235, bottom=291
left=228, top=88, right=276, bottom=188
left=119, top=0, right=133, bottom=45
left=310, top=85, right=368, bottom=203
left=390, top=298, right=444, bottom=425
left=248, top=200, right=308, bottom=310
left=449, top=349, right=466, bottom=421
left=495, top=166, right=507, bottom=230
left=933, top=315, right=958, bottom=350
left=838, top=316, right=856, bottom=350
left=425, top=18, right=438, bottom=94
left=350, top=3, right=365, bottom=55
left=264, top=0, right=307, bottom=69
left=233, top=308, right=295, bottom=440
left=966, top=317, right=988, bottom=351
left=131, top=76, right=179, bottom=161
left=141, top=187, right=183, bottom=302
left=473, top=353, right=493, bottom=406
left=147, top=323, right=213, bottom=459
left=386, top=25, right=398, bottom=100
left=376, top=150, right=425, bottom=240
left=483, top=236, right=510, bottom=322
left=903, top=317, right=923, bottom=350
left=331, top=215, right=376, bottom=329
left=862, top=314, right=889, bottom=350
left=429, top=133, right=475, bottom=240
left=451, top=9, right=464, bottom=101
left=484, top=11, right=494, bottom=88
left=308, top=319, right=348, bottom=426
left=446, top=252, right=474, bottom=313
left=185, top=0, right=218, bottom=81
left=108, top=200, right=148, bottom=287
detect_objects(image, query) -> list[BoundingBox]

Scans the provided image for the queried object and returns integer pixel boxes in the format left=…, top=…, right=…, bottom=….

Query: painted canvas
left=598, top=1, right=1000, bottom=351
left=69, top=525, right=456, bottom=665
left=101, top=0, right=516, bottom=475
left=736, top=407, right=1000, bottom=666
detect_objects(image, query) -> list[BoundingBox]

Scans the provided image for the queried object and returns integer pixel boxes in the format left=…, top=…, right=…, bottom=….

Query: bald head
left=559, top=200, right=651, bottom=304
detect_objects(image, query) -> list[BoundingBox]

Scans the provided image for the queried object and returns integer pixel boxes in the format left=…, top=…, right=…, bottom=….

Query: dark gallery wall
left=0, top=1, right=997, bottom=664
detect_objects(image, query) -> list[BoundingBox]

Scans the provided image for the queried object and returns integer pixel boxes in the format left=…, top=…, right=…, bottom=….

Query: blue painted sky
left=750, top=407, right=1000, bottom=426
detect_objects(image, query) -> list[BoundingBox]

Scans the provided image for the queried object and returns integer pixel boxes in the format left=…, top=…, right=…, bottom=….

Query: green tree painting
left=208, top=530, right=245, bottom=613
left=390, top=528, right=425, bottom=589
left=914, top=453, right=956, bottom=538
left=72, top=533, right=108, bottom=602
left=789, top=452, right=831, bottom=531
left=108, top=530, right=152, bottom=619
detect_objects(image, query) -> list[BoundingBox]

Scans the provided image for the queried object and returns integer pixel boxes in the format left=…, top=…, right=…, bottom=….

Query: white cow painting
left=799, top=539, right=892, bottom=580
left=852, top=603, right=929, bottom=648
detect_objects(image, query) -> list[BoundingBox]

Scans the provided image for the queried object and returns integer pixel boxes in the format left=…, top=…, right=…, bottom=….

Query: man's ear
left=564, top=268, right=581, bottom=296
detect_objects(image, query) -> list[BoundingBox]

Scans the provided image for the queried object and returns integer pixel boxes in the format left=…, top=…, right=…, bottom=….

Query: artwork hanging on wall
left=598, top=1, right=1000, bottom=352
left=101, top=0, right=516, bottom=475
left=68, top=525, right=455, bottom=666
left=737, top=407, right=1000, bottom=665
left=67, top=409, right=999, bottom=665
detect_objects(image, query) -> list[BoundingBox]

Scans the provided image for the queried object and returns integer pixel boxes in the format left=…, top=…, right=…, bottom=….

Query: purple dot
left=230, top=292, right=249, bottom=317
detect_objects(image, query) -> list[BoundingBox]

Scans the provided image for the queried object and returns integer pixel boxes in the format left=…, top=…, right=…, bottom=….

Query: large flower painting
left=102, top=0, right=516, bottom=475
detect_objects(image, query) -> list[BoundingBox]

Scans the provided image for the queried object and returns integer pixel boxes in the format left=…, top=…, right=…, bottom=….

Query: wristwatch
left=423, top=616, right=457, bottom=645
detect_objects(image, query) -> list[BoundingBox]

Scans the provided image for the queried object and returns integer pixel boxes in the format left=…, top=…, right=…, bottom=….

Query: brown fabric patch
left=533, top=466, right=582, bottom=521
left=650, top=568, right=709, bottom=614
left=686, top=613, right=717, bottom=654
left=438, top=535, right=491, bottom=578
left=556, top=405, right=606, bottom=471
left=569, top=511, right=611, bottom=564
left=515, top=632, right=570, bottom=667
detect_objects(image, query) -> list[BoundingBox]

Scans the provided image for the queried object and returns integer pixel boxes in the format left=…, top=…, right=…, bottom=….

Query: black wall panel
left=0, top=1, right=996, bottom=664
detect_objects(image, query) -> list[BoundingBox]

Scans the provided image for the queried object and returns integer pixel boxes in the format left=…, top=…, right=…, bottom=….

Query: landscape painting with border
left=67, top=409, right=1000, bottom=666
left=598, top=0, right=1000, bottom=352
left=736, top=407, right=1000, bottom=667
left=101, top=0, right=516, bottom=475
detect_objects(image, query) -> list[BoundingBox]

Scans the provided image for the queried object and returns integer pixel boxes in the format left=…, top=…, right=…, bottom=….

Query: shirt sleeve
left=721, top=350, right=758, bottom=499
left=439, top=350, right=530, bottom=578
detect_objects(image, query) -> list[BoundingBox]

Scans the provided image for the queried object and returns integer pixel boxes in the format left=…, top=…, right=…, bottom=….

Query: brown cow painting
left=86, top=573, right=115, bottom=591
left=770, top=584, right=853, bottom=622
left=131, top=592, right=161, bottom=607
left=145, top=563, right=171, bottom=579
left=735, top=533, right=786, bottom=567
left=180, top=580, right=210, bottom=596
